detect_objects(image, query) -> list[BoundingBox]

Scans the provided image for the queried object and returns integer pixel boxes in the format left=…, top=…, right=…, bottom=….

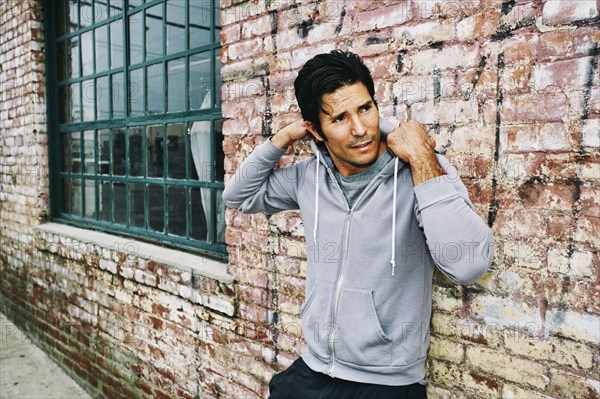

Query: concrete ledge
left=34, top=223, right=234, bottom=284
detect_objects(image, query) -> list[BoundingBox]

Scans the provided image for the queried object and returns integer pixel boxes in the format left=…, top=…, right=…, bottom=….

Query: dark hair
left=294, top=50, right=377, bottom=138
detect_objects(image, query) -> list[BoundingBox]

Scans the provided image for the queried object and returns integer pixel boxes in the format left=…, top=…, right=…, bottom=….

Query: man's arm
left=386, top=119, right=493, bottom=284
left=221, top=120, right=309, bottom=214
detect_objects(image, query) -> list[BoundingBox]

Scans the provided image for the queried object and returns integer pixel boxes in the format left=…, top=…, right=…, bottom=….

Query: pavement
left=0, top=312, right=92, bottom=399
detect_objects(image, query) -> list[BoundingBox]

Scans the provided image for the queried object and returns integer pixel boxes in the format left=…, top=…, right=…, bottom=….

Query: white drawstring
left=390, top=157, right=398, bottom=276
left=313, top=151, right=320, bottom=244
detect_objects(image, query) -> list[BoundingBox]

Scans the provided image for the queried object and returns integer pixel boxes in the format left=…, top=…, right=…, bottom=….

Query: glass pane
left=189, top=1, right=211, bottom=48
left=189, top=52, right=211, bottom=110
left=84, top=179, right=96, bottom=218
left=97, top=129, right=110, bottom=175
left=110, top=20, right=123, bottom=69
left=148, top=185, right=164, bottom=232
left=146, top=125, right=164, bottom=178
left=216, top=188, right=225, bottom=243
left=98, top=180, right=111, bottom=221
left=167, top=58, right=185, bottom=112
left=70, top=82, right=81, bottom=122
left=82, top=79, right=95, bottom=121
left=146, top=4, right=163, bottom=61
left=83, top=130, right=95, bottom=174
left=94, top=0, right=108, bottom=22
left=129, top=126, right=144, bottom=176
left=95, top=25, right=108, bottom=73
left=68, top=0, right=79, bottom=33
left=61, top=133, right=70, bottom=173
left=112, top=128, right=126, bottom=175
left=111, top=72, right=125, bottom=118
left=61, top=178, right=70, bottom=214
left=214, top=119, right=224, bottom=182
left=146, top=63, right=163, bottom=114
left=58, top=85, right=67, bottom=124
left=168, top=185, right=186, bottom=236
left=109, top=0, right=123, bottom=17
left=189, top=120, right=210, bottom=181
left=81, top=30, right=94, bottom=76
left=215, top=50, right=222, bottom=107
left=69, top=37, right=80, bottom=79
left=190, top=187, right=207, bottom=241
left=167, top=123, right=185, bottom=179
left=129, top=12, right=143, bottom=65
left=97, top=76, right=109, bottom=120
left=72, top=178, right=82, bottom=216
left=129, top=182, right=145, bottom=228
left=113, top=182, right=126, bottom=224
left=129, top=68, right=143, bottom=116
left=71, top=132, right=82, bottom=174
left=166, top=0, right=185, bottom=55
left=129, top=0, right=143, bottom=9
left=80, top=0, right=93, bottom=28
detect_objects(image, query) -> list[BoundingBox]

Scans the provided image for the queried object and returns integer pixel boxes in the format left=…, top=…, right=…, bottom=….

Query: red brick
left=537, top=30, right=574, bottom=60
left=354, top=3, right=413, bottom=32
left=503, top=34, right=539, bottom=63
left=533, top=57, right=595, bottom=91
left=503, top=93, right=568, bottom=122
left=221, top=24, right=241, bottom=45
left=573, top=26, right=600, bottom=56
left=504, top=123, right=572, bottom=152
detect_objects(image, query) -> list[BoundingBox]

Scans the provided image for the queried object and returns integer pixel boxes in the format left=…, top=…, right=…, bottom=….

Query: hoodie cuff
left=413, top=177, right=460, bottom=211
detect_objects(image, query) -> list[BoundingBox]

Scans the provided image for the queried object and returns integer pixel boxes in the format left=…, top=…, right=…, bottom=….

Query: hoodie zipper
left=325, top=170, right=383, bottom=377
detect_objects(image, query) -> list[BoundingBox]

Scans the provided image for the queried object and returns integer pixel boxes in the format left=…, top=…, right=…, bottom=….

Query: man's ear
left=306, top=121, right=325, bottom=142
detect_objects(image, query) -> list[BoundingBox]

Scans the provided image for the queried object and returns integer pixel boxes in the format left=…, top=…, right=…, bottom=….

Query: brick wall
left=0, top=1, right=598, bottom=399
left=220, top=0, right=599, bottom=398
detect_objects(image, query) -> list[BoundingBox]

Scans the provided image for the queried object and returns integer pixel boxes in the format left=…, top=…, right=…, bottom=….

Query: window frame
left=44, top=0, right=227, bottom=260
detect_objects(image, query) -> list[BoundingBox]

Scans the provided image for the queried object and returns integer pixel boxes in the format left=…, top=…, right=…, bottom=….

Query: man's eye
left=361, top=105, right=372, bottom=112
left=333, top=115, right=344, bottom=123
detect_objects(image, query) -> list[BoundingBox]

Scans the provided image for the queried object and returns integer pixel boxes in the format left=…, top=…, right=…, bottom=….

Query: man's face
left=308, top=81, right=386, bottom=177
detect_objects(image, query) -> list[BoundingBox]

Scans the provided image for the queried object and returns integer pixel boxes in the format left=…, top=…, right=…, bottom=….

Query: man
left=222, top=50, right=493, bottom=399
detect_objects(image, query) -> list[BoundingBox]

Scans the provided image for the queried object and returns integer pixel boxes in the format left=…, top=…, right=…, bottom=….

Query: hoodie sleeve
left=222, top=139, right=302, bottom=214
left=412, top=154, right=494, bottom=284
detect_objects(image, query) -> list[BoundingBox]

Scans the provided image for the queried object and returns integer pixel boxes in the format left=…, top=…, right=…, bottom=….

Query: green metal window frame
left=44, top=0, right=227, bottom=259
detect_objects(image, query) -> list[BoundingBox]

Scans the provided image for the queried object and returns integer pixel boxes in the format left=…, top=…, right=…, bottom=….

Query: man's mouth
left=351, top=140, right=372, bottom=149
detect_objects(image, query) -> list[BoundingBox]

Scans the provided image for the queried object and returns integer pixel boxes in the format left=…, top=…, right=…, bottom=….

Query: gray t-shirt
left=334, top=150, right=393, bottom=208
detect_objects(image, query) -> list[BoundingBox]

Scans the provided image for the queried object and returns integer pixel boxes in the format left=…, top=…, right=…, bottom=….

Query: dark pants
left=268, top=358, right=428, bottom=399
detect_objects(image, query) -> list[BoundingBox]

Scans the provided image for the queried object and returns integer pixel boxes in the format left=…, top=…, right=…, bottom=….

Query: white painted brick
left=581, top=119, right=600, bottom=148
left=546, top=310, right=600, bottom=344
left=542, top=0, right=598, bottom=25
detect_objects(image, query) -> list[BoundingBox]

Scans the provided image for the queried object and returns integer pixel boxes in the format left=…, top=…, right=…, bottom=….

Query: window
left=46, top=0, right=226, bottom=258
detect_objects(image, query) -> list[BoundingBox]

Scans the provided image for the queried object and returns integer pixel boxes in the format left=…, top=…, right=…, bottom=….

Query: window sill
left=33, top=223, right=236, bottom=316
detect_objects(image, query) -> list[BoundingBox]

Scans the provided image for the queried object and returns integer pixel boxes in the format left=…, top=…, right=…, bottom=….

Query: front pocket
left=300, top=280, right=336, bottom=361
left=334, top=287, right=393, bottom=367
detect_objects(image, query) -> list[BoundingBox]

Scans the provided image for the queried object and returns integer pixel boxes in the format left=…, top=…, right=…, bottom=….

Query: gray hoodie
left=222, top=118, right=494, bottom=386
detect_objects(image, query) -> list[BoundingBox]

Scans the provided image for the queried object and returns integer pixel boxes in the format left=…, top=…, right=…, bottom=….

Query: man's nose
left=349, top=115, right=367, bottom=136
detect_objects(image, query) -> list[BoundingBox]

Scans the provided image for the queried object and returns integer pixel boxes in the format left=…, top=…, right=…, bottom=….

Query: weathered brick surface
left=1, top=0, right=599, bottom=398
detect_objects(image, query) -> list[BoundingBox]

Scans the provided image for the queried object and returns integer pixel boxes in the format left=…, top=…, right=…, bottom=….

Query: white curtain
left=190, top=93, right=225, bottom=242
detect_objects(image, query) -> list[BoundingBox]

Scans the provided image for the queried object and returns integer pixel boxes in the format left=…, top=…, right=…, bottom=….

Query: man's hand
left=386, top=119, right=436, bottom=163
left=386, top=119, right=445, bottom=186
left=271, top=119, right=310, bottom=149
